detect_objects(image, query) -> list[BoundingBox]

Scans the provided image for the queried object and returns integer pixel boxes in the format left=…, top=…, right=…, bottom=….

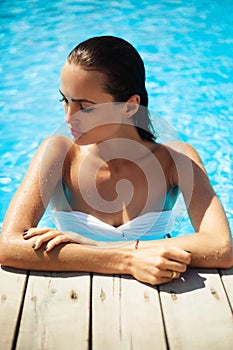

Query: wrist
left=118, top=247, right=134, bottom=275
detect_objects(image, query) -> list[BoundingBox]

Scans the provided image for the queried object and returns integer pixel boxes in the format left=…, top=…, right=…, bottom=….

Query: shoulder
left=38, top=135, right=76, bottom=162
left=158, top=141, right=209, bottom=187
left=165, top=141, right=207, bottom=172
left=40, top=134, right=74, bottom=153
left=145, top=139, right=206, bottom=175
left=34, top=135, right=77, bottom=178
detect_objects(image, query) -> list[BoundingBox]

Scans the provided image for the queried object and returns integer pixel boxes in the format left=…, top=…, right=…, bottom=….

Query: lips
left=70, top=128, right=84, bottom=139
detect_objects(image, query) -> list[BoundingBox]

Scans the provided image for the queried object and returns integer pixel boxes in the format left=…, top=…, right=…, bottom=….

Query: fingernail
left=32, top=243, right=36, bottom=249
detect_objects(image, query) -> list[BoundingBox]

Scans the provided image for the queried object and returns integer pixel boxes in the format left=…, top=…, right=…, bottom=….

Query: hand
left=130, top=246, right=191, bottom=285
left=22, top=227, right=97, bottom=252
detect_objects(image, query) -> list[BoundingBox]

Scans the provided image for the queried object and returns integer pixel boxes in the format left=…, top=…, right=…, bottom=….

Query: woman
left=0, top=36, right=232, bottom=285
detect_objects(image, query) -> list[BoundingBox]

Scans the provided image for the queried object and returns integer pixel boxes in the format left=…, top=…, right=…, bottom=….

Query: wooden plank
left=92, top=274, right=166, bottom=350
left=0, top=266, right=28, bottom=350
left=159, top=268, right=233, bottom=350
left=16, top=271, right=91, bottom=350
left=220, top=267, right=233, bottom=311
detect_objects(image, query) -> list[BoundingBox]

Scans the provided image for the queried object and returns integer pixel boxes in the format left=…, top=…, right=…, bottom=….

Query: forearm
left=138, top=231, right=233, bottom=268
left=0, top=235, right=132, bottom=274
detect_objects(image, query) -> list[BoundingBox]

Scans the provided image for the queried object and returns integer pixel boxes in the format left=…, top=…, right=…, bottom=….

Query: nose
left=64, top=102, right=81, bottom=124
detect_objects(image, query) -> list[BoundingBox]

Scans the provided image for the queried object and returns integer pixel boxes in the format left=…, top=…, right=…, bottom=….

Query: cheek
left=65, top=104, right=123, bottom=134
left=91, top=106, right=123, bottom=129
left=74, top=124, right=120, bottom=145
left=63, top=103, right=68, bottom=113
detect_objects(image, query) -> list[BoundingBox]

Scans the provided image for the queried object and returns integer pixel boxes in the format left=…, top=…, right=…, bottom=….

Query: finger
left=148, top=275, right=176, bottom=285
left=45, top=232, right=98, bottom=252
left=23, top=227, right=53, bottom=239
left=170, top=270, right=180, bottom=279
left=32, top=231, right=61, bottom=249
left=160, top=247, right=191, bottom=264
left=165, top=260, right=188, bottom=273
left=158, top=275, right=180, bottom=284
left=155, top=267, right=181, bottom=279
left=154, top=255, right=188, bottom=273
left=165, top=270, right=180, bottom=280
left=44, top=235, right=72, bottom=252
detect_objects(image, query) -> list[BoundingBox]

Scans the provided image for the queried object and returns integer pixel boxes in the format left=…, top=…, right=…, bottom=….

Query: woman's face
left=60, top=62, right=124, bottom=145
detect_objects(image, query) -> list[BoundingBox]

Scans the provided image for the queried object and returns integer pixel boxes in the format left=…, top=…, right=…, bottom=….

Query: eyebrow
left=59, top=89, right=96, bottom=104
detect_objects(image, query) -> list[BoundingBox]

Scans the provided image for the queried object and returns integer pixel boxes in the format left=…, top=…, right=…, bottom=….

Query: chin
left=73, top=134, right=94, bottom=146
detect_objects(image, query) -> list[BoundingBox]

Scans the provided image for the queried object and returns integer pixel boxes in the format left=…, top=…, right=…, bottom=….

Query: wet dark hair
left=67, top=35, right=155, bottom=141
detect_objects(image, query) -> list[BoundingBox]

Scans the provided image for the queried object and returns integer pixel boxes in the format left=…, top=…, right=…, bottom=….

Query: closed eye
left=59, top=90, right=69, bottom=104
left=80, top=105, right=95, bottom=114
left=59, top=96, right=69, bottom=104
left=59, top=89, right=96, bottom=113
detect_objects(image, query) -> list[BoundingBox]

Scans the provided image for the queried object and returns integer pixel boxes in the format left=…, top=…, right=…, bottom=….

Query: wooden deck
left=0, top=266, right=233, bottom=349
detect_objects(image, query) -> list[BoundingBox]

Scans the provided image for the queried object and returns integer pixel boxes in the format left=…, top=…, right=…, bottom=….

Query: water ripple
left=0, top=0, right=232, bottom=234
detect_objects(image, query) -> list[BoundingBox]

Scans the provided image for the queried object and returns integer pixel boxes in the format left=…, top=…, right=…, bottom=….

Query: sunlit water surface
left=0, top=0, right=232, bottom=237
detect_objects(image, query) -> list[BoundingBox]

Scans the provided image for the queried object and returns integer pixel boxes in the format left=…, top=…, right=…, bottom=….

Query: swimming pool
left=1, top=0, right=232, bottom=236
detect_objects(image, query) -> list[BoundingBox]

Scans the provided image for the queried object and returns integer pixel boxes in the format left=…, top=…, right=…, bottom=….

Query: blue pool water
left=0, top=0, right=232, bottom=235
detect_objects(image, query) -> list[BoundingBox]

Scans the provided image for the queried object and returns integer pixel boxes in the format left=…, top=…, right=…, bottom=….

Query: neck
left=95, top=138, right=153, bottom=168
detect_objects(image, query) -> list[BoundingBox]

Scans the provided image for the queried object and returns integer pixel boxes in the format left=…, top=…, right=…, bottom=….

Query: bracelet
left=135, top=239, right=139, bottom=249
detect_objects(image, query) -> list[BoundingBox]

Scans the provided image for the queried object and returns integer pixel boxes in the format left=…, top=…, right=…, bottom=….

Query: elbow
left=219, top=253, right=233, bottom=269
left=0, top=234, right=19, bottom=268
left=0, top=236, right=8, bottom=266
left=217, top=239, right=233, bottom=269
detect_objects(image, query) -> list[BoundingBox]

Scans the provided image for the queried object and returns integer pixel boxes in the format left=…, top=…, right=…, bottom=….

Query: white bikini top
left=51, top=210, right=173, bottom=242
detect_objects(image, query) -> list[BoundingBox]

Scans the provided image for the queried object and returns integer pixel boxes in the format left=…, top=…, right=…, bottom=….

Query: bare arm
left=139, top=143, right=233, bottom=268
left=0, top=136, right=190, bottom=285
left=0, top=135, right=131, bottom=271
left=0, top=135, right=124, bottom=272
left=1, top=138, right=231, bottom=284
